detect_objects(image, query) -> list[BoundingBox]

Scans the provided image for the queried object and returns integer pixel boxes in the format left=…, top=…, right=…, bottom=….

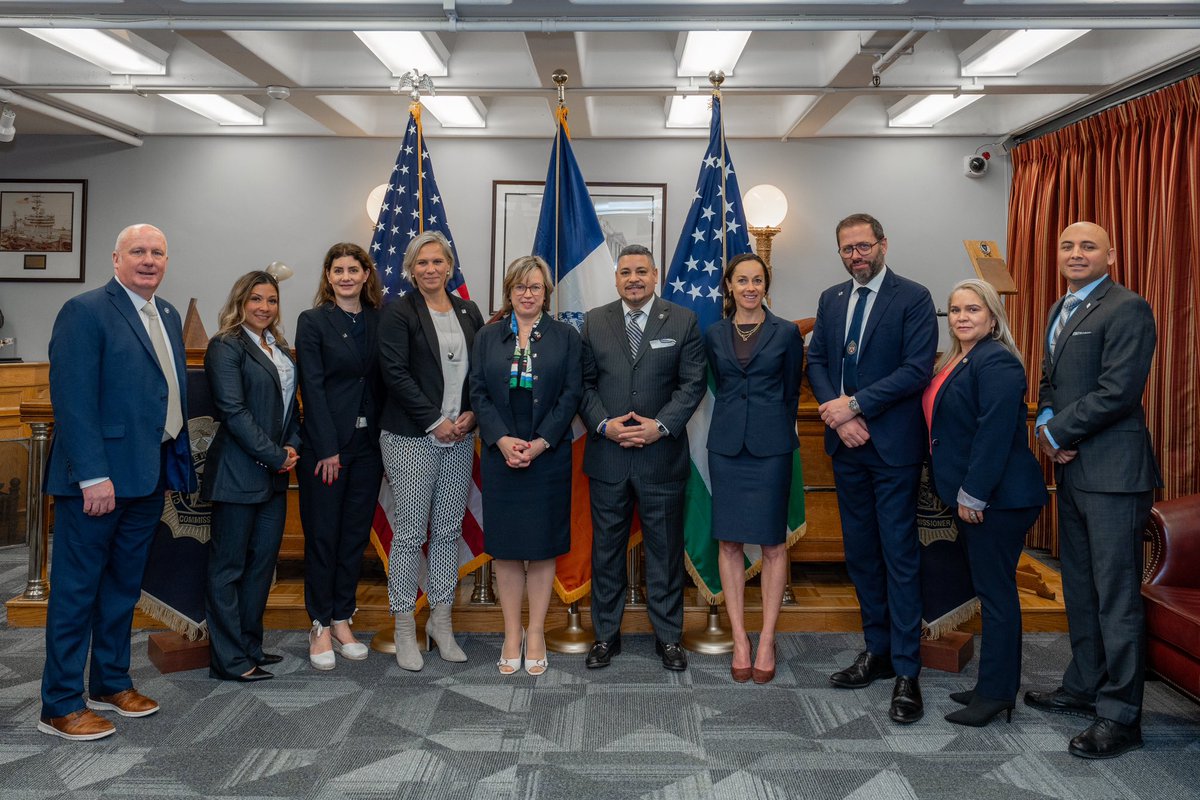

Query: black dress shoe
left=1068, top=717, right=1143, bottom=759
left=210, top=666, right=274, bottom=683
left=945, top=696, right=1014, bottom=727
left=585, top=636, right=621, bottom=669
left=889, top=676, right=924, bottom=724
left=655, top=640, right=688, bottom=672
left=830, top=651, right=895, bottom=689
left=1023, top=687, right=1097, bottom=718
left=256, top=653, right=284, bottom=666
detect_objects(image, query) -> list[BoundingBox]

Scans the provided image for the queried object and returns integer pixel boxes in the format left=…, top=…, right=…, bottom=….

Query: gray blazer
left=1038, top=276, right=1161, bottom=493
left=580, top=296, right=707, bottom=483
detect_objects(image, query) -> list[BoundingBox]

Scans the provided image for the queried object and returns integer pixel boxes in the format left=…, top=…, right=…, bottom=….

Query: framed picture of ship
left=0, top=180, right=87, bottom=282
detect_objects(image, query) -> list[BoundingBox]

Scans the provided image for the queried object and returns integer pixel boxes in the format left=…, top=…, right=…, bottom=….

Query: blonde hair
left=936, top=278, right=1021, bottom=372
left=500, top=256, right=554, bottom=315
left=215, top=270, right=287, bottom=346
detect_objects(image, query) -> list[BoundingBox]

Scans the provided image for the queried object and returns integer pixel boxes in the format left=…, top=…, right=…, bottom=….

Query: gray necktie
left=1049, top=294, right=1082, bottom=355
left=142, top=301, right=184, bottom=441
left=627, top=310, right=643, bottom=358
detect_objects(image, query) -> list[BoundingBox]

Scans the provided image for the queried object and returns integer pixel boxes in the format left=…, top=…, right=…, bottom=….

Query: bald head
left=112, top=224, right=169, bottom=301
left=1058, top=221, right=1114, bottom=292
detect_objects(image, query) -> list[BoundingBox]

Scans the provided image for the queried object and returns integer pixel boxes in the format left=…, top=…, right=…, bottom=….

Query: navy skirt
left=709, top=447, right=792, bottom=545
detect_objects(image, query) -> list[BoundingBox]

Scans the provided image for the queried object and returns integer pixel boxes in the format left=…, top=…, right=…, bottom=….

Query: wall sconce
left=366, top=183, right=388, bottom=225
left=0, top=107, right=15, bottom=143
left=743, top=184, right=788, bottom=268
left=265, top=261, right=293, bottom=282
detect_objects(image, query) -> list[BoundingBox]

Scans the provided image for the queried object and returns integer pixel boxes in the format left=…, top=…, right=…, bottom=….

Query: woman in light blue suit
left=924, top=278, right=1048, bottom=726
left=203, top=271, right=301, bottom=682
left=706, top=253, right=804, bottom=685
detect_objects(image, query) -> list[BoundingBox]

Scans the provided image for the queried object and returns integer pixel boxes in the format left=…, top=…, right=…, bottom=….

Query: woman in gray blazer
left=202, top=271, right=300, bottom=682
left=378, top=232, right=485, bottom=671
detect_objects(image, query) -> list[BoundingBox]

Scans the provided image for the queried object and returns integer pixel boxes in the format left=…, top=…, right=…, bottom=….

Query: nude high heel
left=425, top=604, right=467, bottom=662
left=394, top=613, right=424, bottom=672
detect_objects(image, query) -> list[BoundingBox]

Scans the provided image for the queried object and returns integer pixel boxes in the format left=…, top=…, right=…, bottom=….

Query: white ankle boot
left=425, top=604, right=467, bottom=662
left=394, top=613, right=424, bottom=671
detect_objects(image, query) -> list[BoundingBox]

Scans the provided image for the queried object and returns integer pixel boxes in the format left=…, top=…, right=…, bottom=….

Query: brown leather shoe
left=86, top=688, right=160, bottom=718
left=38, top=709, right=116, bottom=741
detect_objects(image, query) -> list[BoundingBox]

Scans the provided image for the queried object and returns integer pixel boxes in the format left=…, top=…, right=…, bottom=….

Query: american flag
left=367, top=102, right=488, bottom=598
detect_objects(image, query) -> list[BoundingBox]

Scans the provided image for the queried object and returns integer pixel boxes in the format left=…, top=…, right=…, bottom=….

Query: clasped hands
left=818, top=395, right=870, bottom=448
left=498, top=435, right=549, bottom=468
left=605, top=411, right=663, bottom=449
left=1036, top=426, right=1077, bottom=464
left=431, top=411, right=477, bottom=445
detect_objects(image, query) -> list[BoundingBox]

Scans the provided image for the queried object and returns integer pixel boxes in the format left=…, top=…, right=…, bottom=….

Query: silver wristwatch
left=848, top=396, right=862, bottom=415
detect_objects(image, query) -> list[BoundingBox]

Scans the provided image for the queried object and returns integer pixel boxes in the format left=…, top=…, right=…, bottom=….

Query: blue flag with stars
left=663, top=94, right=751, bottom=332
left=369, top=104, right=469, bottom=301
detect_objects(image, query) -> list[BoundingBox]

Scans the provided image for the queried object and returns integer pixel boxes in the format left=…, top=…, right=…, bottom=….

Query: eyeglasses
left=514, top=283, right=545, bottom=295
left=839, top=241, right=881, bottom=257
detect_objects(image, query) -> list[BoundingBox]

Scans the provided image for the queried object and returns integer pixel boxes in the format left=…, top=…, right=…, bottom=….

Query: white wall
left=0, top=134, right=1008, bottom=360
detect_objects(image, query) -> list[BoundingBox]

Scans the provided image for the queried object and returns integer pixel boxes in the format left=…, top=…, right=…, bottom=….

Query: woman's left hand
left=315, top=454, right=341, bottom=485
left=958, top=505, right=984, bottom=525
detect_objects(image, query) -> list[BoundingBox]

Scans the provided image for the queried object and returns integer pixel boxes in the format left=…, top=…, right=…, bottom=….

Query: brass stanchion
left=682, top=602, right=734, bottom=654
left=781, top=584, right=797, bottom=605
left=545, top=601, right=593, bottom=653
left=625, top=543, right=646, bottom=606
left=23, top=419, right=50, bottom=601
left=370, top=621, right=396, bottom=653
left=470, top=562, right=496, bottom=604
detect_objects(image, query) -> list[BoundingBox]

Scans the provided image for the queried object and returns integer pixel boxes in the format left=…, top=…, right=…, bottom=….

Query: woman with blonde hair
left=470, top=256, right=582, bottom=675
left=378, top=232, right=485, bottom=671
left=203, top=271, right=300, bottom=682
left=923, top=278, right=1047, bottom=725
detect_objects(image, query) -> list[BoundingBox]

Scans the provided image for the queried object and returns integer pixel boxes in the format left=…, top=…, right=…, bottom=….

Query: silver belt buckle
left=355, top=416, right=368, bottom=429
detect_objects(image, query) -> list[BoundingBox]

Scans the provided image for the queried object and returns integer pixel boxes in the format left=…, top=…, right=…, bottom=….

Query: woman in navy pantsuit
left=203, top=271, right=301, bottom=682
left=295, top=243, right=384, bottom=670
left=924, top=278, right=1048, bottom=726
left=706, top=253, right=804, bottom=685
left=470, top=256, right=582, bottom=676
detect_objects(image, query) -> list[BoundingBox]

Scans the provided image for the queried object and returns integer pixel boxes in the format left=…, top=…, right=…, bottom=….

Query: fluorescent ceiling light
left=961, top=29, right=1089, bottom=77
left=160, top=94, right=264, bottom=126
left=422, top=96, right=486, bottom=128
left=665, top=95, right=710, bottom=128
left=21, top=28, right=168, bottom=75
left=888, top=94, right=983, bottom=128
left=678, top=31, right=751, bottom=77
left=354, top=31, right=449, bottom=78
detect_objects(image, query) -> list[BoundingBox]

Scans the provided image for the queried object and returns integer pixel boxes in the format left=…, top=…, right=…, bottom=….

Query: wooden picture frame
left=489, top=180, right=666, bottom=315
left=0, top=180, right=87, bottom=283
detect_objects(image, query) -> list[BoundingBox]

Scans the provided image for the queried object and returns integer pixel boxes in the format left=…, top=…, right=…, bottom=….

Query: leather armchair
left=1142, top=493, right=1200, bottom=703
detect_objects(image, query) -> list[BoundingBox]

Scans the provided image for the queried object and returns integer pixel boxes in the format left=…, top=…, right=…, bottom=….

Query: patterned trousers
left=380, top=431, right=474, bottom=613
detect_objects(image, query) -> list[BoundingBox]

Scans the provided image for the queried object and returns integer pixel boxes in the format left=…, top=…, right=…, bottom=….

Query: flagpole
left=551, top=69, right=568, bottom=321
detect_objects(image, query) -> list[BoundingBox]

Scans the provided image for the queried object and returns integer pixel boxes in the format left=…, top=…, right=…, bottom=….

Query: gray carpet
left=2, top=545, right=1199, bottom=800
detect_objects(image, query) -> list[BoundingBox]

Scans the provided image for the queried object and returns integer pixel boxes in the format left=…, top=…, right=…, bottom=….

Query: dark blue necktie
left=842, top=286, right=871, bottom=395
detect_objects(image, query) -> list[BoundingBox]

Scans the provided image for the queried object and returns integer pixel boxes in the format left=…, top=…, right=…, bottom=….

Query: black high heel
left=945, top=696, right=1014, bottom=727
left=949, top=689, right=975, bottom=706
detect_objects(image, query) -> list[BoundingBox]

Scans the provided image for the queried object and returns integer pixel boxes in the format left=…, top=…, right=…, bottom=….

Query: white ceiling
left=0, top=1, right=1198, bottom=143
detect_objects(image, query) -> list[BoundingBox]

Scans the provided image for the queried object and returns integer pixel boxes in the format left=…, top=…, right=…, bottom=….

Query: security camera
left=964, top=154, right=989, bottom=178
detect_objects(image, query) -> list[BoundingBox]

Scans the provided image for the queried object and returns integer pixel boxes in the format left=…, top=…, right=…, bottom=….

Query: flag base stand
left=370, top=625, right=396, bottom=654
left=545, top=601, right=593, bottom=654
left=681, top=603, right=733, bottom=654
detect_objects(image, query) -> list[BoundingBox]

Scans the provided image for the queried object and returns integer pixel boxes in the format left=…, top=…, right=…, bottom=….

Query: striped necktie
left=142, top=302, right=184, bottom=441
left=1049, top=294, right=1082, bottom=355
left=627, top=310, right=643, bottom=358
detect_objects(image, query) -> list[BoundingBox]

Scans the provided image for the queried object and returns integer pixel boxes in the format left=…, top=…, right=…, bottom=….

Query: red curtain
left=1007, top=75, right=1200, bottom=549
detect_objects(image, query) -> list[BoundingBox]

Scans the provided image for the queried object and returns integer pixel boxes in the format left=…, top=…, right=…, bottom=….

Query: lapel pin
left=658, top=312, right=666, bottom=320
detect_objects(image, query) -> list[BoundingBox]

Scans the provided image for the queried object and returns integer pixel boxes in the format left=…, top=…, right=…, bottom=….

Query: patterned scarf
left=508, top=313, right=541, bottom=389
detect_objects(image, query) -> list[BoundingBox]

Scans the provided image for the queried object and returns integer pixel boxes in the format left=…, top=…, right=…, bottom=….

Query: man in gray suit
left=579, top=244, right=707, bottom=671
left=1026, top=221, right=1161, bottom=759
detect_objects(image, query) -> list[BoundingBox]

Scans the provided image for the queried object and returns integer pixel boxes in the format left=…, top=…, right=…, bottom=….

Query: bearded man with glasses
left=806, top=213, right=938, bottom=724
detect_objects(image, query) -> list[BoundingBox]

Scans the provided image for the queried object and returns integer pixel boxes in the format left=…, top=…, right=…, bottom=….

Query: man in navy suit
left=806, top=213, right=937, bottom=724
left=1025, top=221, right=1160, bottom=759
left=39, top=224, right=196, bottom=740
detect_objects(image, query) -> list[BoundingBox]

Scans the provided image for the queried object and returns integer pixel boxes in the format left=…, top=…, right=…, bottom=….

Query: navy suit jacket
left=929, top=339, right=1048, bottom=510
left=295, top=303, right=383, bottom=461
left=705, top=308, right=804, bottom=458
left=806, top=268, right=938, bottom=467
left=469, top=314, right=583, bottom=449
left=201, top=330, right=300, bottom=504
left=46, top=277, right=195, bottom=497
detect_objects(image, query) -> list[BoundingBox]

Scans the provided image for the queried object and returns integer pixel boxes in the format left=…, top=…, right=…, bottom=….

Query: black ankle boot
left=948, top=689, right=975, bottom=706
left=945, top=696, right=1014, bottom=727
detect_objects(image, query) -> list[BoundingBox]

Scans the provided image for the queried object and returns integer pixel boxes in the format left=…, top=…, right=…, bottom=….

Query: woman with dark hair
left=925, top=278, right=1047, bottom=726
left=296, top=243, right=385, bottom=670
left=203, top=271, right=300, bottom=682
left=705, top=252, right=804, bottom=684
left=378, top=231, right=485, bottom=671
left=470, top=255, right=582, bottom=675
